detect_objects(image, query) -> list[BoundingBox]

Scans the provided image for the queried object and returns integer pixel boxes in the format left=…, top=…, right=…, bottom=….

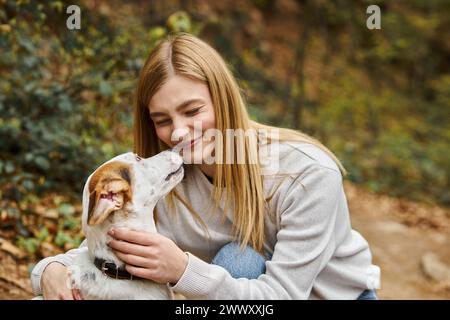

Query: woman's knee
left=357, top=289, right=378, bottom=300
left=211, top=242, right=268, bottom=279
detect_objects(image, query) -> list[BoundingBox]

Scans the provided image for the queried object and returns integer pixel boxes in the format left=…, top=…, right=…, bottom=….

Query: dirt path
left=345, top=183, right=450, bottom=299
left=1, top=182, right=449, bottom=300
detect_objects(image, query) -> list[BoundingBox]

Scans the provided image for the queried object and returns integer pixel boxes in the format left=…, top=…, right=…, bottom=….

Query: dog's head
left=85, top=150, right=184, bottom=226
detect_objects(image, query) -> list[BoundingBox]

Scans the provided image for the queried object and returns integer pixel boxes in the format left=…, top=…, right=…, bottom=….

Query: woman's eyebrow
left=149, top=98, right=204, bottom=118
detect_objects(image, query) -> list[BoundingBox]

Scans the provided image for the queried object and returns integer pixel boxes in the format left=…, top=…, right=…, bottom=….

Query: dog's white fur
left=69, top=150, right=184, bottom=299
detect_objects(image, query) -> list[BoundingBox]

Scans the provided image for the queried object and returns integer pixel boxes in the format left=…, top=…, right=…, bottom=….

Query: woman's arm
left=30, top=239, right=88, bottom=296
left=168, top=165, right=341, bottom=299
left=109, top=165, right=364, bottom=299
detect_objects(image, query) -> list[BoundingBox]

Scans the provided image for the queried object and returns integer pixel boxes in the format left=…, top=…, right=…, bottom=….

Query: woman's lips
left=173, top=136, right=201, bottom=151
left=189, top=137, right=201, bottom=147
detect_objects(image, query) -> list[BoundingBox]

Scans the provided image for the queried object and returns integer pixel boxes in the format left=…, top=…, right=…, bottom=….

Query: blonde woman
left=31, top=33, right=380, bottom=300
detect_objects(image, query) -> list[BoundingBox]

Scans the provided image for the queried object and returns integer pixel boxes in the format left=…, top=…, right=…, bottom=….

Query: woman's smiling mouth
left=189, top=137, right=201, bottom=148
left=173, top=135, right=202, bottom=151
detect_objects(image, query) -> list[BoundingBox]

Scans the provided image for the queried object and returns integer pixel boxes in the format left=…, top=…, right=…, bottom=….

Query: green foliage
left=0, top=0, right=149, bottom=201
left=17, top=236, right=39, bottom=254
left=210, top=0, right=450, bottom=206
left=55, top=230, right=79, bottom=248
left=167, top=11, right=192, bottom=32
left=58, top=203, right=76, bottom=216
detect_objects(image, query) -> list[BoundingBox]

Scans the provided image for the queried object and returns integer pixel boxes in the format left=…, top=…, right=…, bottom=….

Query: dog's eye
left=135, top=155, right=142, bottom=162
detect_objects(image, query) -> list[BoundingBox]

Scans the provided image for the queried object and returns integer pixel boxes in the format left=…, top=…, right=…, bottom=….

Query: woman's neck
left=198, top=163, right=215, bottom=180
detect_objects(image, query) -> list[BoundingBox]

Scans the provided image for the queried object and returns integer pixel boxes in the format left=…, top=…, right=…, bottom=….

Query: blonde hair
left=133, top=33, right=346, bottom=254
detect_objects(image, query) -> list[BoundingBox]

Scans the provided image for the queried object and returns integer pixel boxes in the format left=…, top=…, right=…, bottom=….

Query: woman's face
left=148, top=75, right=216, bottom=164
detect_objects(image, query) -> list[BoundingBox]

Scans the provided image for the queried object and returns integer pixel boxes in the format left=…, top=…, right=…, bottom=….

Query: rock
left=420, top=252, right=450, bottom=282
left=375, top=221, right=409, bottom=234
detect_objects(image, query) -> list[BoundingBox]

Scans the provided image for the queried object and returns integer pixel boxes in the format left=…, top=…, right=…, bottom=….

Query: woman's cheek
left=156, top=127, right=172, bottom=147
left=199, top=114, right=215, bottom=132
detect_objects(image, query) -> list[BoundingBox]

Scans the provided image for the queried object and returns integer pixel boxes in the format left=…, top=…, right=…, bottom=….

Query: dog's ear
left=87, top=163, right=132, bottom=226
left=88, top=190, right=98, bottom=223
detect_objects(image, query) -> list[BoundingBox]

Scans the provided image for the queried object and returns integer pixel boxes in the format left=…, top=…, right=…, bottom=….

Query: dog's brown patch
left=87, top=161, right=133, bottom=225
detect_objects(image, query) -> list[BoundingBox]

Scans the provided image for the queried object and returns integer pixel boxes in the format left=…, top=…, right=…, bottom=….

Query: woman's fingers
left=72, top=289, right=83, bottom=300
left=108, top=228, right=156, bottom=246
left=114, top=251, right=153, bottom=268
left=125, top=265, right=155, bottom=281
left=107, top=231, right=185, bottom=284
left=58, top=292, right=74, bottom=300
left=108, top=239, right=150, bottom=257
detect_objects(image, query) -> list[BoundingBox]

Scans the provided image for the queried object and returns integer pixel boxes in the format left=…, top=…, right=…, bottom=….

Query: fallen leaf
left=33, top=205, right=59, bottom=219
left=0, top=238, right=27, bottom=259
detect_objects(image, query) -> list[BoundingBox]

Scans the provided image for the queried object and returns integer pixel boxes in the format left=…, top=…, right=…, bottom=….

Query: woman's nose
left=171, top=123, right=191, bottom=146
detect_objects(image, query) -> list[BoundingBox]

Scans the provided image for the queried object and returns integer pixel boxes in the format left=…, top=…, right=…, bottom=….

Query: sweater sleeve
left=168, top=165, right=342, bottom=299
left=30, top=239, right=88, bottom=296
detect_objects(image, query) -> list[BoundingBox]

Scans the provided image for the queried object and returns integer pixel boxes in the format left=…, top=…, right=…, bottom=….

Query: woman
left=31, top=33, right=380, bottom=300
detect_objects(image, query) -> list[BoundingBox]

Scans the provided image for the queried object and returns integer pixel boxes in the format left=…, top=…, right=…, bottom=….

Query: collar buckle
left=101, top=260, right=109, bottom=276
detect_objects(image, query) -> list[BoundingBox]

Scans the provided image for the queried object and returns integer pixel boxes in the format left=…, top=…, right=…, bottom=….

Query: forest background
left=0, top=0, right=449, bottom=299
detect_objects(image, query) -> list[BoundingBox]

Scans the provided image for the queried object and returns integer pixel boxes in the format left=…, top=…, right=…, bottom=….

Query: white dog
left=69, top=150, right=184, bottom=299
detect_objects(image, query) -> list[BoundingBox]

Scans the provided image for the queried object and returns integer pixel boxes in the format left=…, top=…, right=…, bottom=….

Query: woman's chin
left=180, top=143, right=215, bottom=165
left=181, top=151, right=204, bottom=165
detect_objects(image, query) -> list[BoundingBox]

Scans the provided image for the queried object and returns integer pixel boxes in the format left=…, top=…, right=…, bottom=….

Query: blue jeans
left=211, top=242, right=378, bottom=300
left=357, top=289, right=378, bottom=300
left=211, top=242, right=268, bottom=279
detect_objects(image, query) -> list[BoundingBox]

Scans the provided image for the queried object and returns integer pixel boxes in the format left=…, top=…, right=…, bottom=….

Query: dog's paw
left=67, top=265, right=82, bottom=290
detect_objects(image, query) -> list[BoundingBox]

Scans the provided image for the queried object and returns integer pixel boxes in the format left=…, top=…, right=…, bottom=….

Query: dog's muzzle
left=165, top=163, right=184, bottom=181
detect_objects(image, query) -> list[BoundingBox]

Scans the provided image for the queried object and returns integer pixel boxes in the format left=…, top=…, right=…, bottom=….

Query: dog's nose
left=170, top=143, right=183, bottom=154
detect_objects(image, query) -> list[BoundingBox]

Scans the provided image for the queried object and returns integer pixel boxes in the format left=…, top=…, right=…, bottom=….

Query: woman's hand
left=107, top=228, right=188, bottom=285
left=41, top=262, right=83, bottom=300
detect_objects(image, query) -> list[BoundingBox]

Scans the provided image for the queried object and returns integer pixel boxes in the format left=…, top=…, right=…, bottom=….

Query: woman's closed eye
left=155, top=118, right=171, bottom=126
left=185, top=106, right=203, bottom=116
left=153, top=106, right=204, bottom=126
